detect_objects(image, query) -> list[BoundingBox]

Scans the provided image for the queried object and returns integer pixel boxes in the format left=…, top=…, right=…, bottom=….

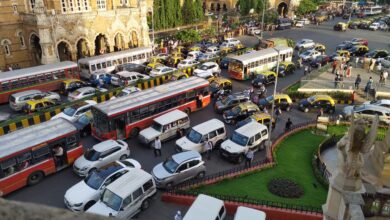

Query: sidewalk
left=299, top=64, right=390, bottom=99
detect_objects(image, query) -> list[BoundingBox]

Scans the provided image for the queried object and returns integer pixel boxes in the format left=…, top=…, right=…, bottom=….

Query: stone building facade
left=0, top=0, right=151, bottom=70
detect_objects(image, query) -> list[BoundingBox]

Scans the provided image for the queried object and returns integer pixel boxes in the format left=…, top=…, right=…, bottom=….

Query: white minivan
left=138, top=110, right=190, bottom=147
left=220, top=121, right=268, bottom=163
left=86, top=168, right=156, bottom=218
left=234, top=206, right=266, bottom=220
left=176, top=119, right=226, bottom=153
left=183, top=194, right=226, bottom=220
left=111, top=71, right=150, bottom=86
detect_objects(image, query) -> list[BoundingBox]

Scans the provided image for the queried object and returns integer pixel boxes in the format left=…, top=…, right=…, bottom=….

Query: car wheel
left=304, top=108, right=309, bottom=113
left=237, top=154, right=244, bottom=164
left=197, top=171, right=206, bottom=179
left=27, top=171, right=44, bottom=186
left=215, top=140, right=223, bottom=149
left=130, top=127, right=140, bottom=138
left=84, top=201, right=96, bottom=211
left=141, top=199, right=150, bottom=211
left=120, top=154, right=128, bottom=160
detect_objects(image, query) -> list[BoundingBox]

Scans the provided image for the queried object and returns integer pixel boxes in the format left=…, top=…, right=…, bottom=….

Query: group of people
left=0, top=64, right=21, bottom=72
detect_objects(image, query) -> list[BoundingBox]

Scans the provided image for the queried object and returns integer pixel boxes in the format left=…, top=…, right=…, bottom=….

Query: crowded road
left=5, top=18, right=390, bottom=219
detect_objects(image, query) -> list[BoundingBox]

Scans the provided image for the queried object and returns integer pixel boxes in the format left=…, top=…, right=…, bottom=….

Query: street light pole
left=267, top=48, right=280, bottom=161
left=151, top=7, right=155, bottom=49
left=260, top=0, right=266, bottom=39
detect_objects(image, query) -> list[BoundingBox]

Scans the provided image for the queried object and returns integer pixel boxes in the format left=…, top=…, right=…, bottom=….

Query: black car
left=348, top=46, right=369, bottom=56
left=349, top=22, right=358, bottom=29
left=364, top=50, right=389, bottom=59
left=214, top=92, right=250, bottom=113
left=257, top=94, right=292, bottom=111
left=115, top=63, right=147, bottom=74
left=73, top=114, right=92, bottom=137
left=222, top=102, right=260, bottom=124
left=358, top=22, right=370, bottom=29
left=251, top=72, right=276, bottom=87
left=310, top=55, right=330, bottom=68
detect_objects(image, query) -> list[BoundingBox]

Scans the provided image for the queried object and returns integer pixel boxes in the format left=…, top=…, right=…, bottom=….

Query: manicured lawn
left=191, top=129, right=328, bottom=208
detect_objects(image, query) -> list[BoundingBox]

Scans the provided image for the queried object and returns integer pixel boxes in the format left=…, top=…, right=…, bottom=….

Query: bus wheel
left=184, top=108, right=191, bottom=115
left=130, top=127, right=140, bottom=138
left=27, top=171, right=44, bottom=186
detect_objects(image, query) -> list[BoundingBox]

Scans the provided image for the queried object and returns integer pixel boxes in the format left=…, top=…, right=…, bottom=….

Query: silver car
left=9, top=90, right=61, bottom=111
left=151, top=151, right=206, bottom=189
left=342, top=104, right=390, bottom=124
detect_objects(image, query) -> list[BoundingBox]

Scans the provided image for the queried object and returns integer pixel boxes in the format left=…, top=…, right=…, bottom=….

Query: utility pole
left=260, top=0, right=266, bottom=39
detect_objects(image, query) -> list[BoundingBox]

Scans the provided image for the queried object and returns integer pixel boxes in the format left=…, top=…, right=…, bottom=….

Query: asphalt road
left=5, top=17, right=390, bottom=219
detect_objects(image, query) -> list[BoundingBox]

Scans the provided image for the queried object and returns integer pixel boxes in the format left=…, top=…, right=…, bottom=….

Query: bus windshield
left=229, top=61, right=243, bottom=73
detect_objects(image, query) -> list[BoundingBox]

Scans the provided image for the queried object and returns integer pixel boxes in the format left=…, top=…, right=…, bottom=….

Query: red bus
left=0, top=61, right=79, bottom=104
left=0, top=118, right=83, bottom=196
left=91, top=77, right=211, bottom=140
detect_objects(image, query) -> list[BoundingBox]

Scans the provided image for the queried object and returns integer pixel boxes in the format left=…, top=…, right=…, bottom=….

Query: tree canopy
left=296, top=0, right=318, bottom=15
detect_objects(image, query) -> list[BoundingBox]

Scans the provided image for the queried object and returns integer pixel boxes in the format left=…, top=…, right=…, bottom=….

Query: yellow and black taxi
left=271, top=61, right=296, bottom=77
left=188, top=45, right=202, bottom=52
left=210, top=77, right=233, bottom=97
left=330, top=50, right=350, bottom=62
left=236, top=113, right=276, bottom=129
left=333, top=22, right=347, bottom=31
left=258, top=94, right=293, bottom=111
left=60, top=79, right=90, bottom=95
left=169, top=71, right=189, bottom=81
left=251, top=71, right=277, bottom=87
left=298, top=95, right=336, bottom=113
left=166, top=56, right=184, bottom=67
left=348, top=45, right=369, bottom=56
left=23, top=98, right=57, bottom=114
left=234, top=43, right=245, bottom=50
left=313, top=43, right=326, bottom=53
left=147, top=59, right=164, bottom=70
left=223, top=102, right=260, bottom=124
left=364, top=49, right=389, bottom=60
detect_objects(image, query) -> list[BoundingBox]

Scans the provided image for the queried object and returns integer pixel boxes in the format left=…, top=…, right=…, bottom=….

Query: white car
left=248, top=27, right=262, bottom=35
left=224, top=38, right=241, bottom=46
left=177, top=59, right=200, bottom=69
left=194, top=62, right=221, bottom=76
left=363, top=99, right=390, bottom=108
left=149, top=66, right=177, bottom=77
left=187, top=51, right=203, bottom=60
left=155, top=53, right=169, bottom=61
left=68, top=87, right=107, bottom=101
left=299, top=49, right=321, bottom=61
left=295, top=39, right=315, bottom=50
left=220, top=42, right=235, bottom=50
left=205, top=46, right=221, bottom=55
left=110, top=71, right=150, bottom=86
left=51, top=100, right=97, bottom=122
left=295, top=21, right=305, bottom=28
left=64, top=159, right=141, bottom=212
left=73, top=140, right=130, bottom=177
left=110, top=86, right=141, bottom=100
left=369, top=22, right=380, bottom=31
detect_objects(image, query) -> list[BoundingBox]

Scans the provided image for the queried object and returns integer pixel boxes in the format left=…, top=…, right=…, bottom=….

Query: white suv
left=194, top=62, right=221, bottom=76
left=64, top=159, right=141, bottom=212
left=73, top=140, right=130, bottom=177
left=295, top=39, right=315, bottom=50
left=51, top=100, right=97, bottom=122
left=220, top=121, right=269, bottom=163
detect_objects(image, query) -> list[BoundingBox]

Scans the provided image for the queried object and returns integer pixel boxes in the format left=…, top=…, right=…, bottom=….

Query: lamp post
left=260, top=0, right=266, bottom=39
left=149, top=6, right=161, bottom=49
left=267, top=48, right=280, bottom=161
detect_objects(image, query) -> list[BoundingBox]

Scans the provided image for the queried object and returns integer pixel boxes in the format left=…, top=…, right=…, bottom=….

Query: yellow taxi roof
left=280, top=61, right=294, bottom=66
left=63, top=79, right=82, bottom=83
left=239, top=102, right=259, bottom=109
left=259, top=71, right=276, bottom=76
left=313, top=95, right=335, bottom=104
left=25, top=98, right=50, bottom=104
left=274, top=93, right=292, bottom=100
left=251, top=113, right=271, bottom=120
left=213, top=77, right=231, bottom=84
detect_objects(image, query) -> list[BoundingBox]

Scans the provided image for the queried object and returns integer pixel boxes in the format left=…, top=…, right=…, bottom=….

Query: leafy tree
left=176, top=29, right=202, bottom=44
left=172, top=0, right=183, bottom=27
left=194, top=0, right=204, bottom=22
left=238, top=0, right=258, bottom=15
left=182, top=0, right=196, bottom=24
left=297, top=0, right=318, bottom=15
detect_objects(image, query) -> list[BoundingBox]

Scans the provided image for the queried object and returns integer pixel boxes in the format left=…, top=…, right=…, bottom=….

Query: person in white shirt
left=174, top=211, right=182, bottom=220
left=204, top=140, right=213, bottom=160
left=383, top=70, right=388, bottom=84
left=154, top=136, right=162, bottom=157
left=53, top=145, right=64, bottom=166
left=245, top=149, right=254, bottom=167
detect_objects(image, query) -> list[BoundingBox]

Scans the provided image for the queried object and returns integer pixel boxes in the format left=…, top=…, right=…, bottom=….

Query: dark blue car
left=90, top=72, right=112, bottom=86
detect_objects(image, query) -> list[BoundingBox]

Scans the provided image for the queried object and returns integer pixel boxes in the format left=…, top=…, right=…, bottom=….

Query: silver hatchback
left=151, top=151, right=206, bottom=189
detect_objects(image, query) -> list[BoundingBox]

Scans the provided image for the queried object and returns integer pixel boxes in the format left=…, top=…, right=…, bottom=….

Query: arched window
left=1, top=39, right=12, bottom=56
left=18, top=32, right=25, bottom=48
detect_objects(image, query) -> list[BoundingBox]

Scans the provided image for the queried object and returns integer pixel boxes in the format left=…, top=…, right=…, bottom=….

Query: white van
left=110, top=71, right=150, bottom=86
left=9, top=90, right=60, bottom=111
left=138, top=110, right=190, bottom=147
left=224, top=38, right=241, bottom=46
left=86, top=168, right=156, bottom=218
left=183, top=194, right=226, bottom=220
left=176, top=119, right=226, bottom=153
left=220, top=122, right=268, bottom=163
left=234, top=206, right=266, bottom=220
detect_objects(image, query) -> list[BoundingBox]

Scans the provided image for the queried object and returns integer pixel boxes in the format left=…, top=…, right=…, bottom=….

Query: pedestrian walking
left=383, top=70, right=388, bottom=84
left=355, top=74, right=361, bottom=90
left=304, top=65, right=309, bottom=76
left=334, top=74, right=339, bottom=88
left=346, top=65, right=352, bottom=77
left=377, top=62, right=382, bottom=72
left=317, top=108, right=324, bottom=118
left=332, top=61, right=337, bottom=74
left=204, top=140, right=213, bottom=160
left=339, top=74, right=344, bottom=88
left=365, top=77, right=373, bottom=98
left=176, top=128, right=184, bottom=139
left=308, top=65, right=312, bottom=74
left=153, top=137, right=162, bottom=157
left=274, top=107, right=282, bottom=122
left=285, top=118, right=293, bottom=132
left=355, top=56, right=359, bottom=68
left=244, top=148, right=254, bottom=168
left=351, top=91, right=356, bottom=105
left=249, top=86, right=254, bottom=98
left=174, top=211, right=182, bottom=220
left=196, top=93, right=203, bottom=109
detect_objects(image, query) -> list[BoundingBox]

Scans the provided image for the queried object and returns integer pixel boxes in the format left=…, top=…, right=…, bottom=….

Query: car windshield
left=78, top=115, right=91, bottom=125
left=186, top=129, right=202, bottom=143
left=162, top=158, right=179, bottom=173
left=307, top=96, right=316, bottom=103
left=370, top=100, right=380, bottom=105
left=199, top=65, right=209, bottom=70
left=256, top=74, right=265, bottom=79
left=302, top=51, right=311, bottom=56
left=231, top=132, right=249, bottom=146
left=231, top=106, right=241, bottom=114
left=63, top=107, right=76, bottom=116
left=221, top=96, right=232, bottom=105
left=84, top=149, right=101, bottom=161
left=151, top=122, right=163, bottom=132
left=210, top=82, right=219, bottom=88
left=101, top=189, right=122, bottom=211
left=84, top=170, right=105, bottom=190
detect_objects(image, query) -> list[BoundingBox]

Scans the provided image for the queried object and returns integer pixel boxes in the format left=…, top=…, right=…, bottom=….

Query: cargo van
left=138, top=110, right=190, bottom=147
left=86, top=168, right=156, bottom=218
left=176, top=119, right=226, bottom=153
left=234, top=206, right=266, bottom=220
left=183, top=194, right=226, bottom=220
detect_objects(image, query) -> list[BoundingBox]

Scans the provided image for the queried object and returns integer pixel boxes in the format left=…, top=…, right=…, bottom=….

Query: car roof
left=63, top=78, right=82, bottom=83
left=274, top=94, right=291, bottom=99
left=251, top=113, right=271, bottom=120
left=202, top=62, right=218, bottom=66
left=238, top=102, right=259, bottom=109
left=172, top=150, right=202, bottom=164
left=11, top=90, right=42, bottom=97
left=25, top=98, right=50, bottom=104
left=192, top=119, right=224, bottom=135
left=106, top=168, right=152, bottom=198
left=280, top=61, right=294, bottom=66
left=68, top=100, right=96, bottom=109
left=234, top=206, right=266, bottom=220
left=183, top=194, right=224, bottom=220
left=374, top=99, right=390, bottom=105
left=258, top=71, right=276, bottom=76
left=154, top=110, right=188, bottom=125
left=76, top=87, right=95, bottom=93
left=358, top=104, right=390, bottom=112
left=93, top=140, right=120, bottom=152
left=235, top=121, right=267, bottom=137
left=95, top=162, right=125, bottom=179
left=213, top=77, right=231, bottom=84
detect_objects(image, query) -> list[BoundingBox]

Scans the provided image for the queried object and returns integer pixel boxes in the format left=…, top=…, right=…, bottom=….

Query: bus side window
left=102, top=62, right=107, bottom=68
left=138, top=54, right=142, bottom=60
left=32, top=146, right=51, bottom=163
left=186, top=91, right=196, bottom=101
left=123, top=57, right=128, bottom=63
left=17, top=152, right=32, bottom=170
left=0, top=158, right=17, bottom=178
left=97, top=63, right=102, bottom=70
left=66, top=135, right=78, bottom=150
left=118, top=59, right=123, bottom=65
left=107, top=61, right=112, bottom=67
left=141, top=53, right=145, bottom=59
left=113, top=60, right=117, bottom=66
left=133, top=55, right=137, bottom=61
left=128, top=57, right=132, bottom=62
left=91, top=65, right=96, bottom=72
